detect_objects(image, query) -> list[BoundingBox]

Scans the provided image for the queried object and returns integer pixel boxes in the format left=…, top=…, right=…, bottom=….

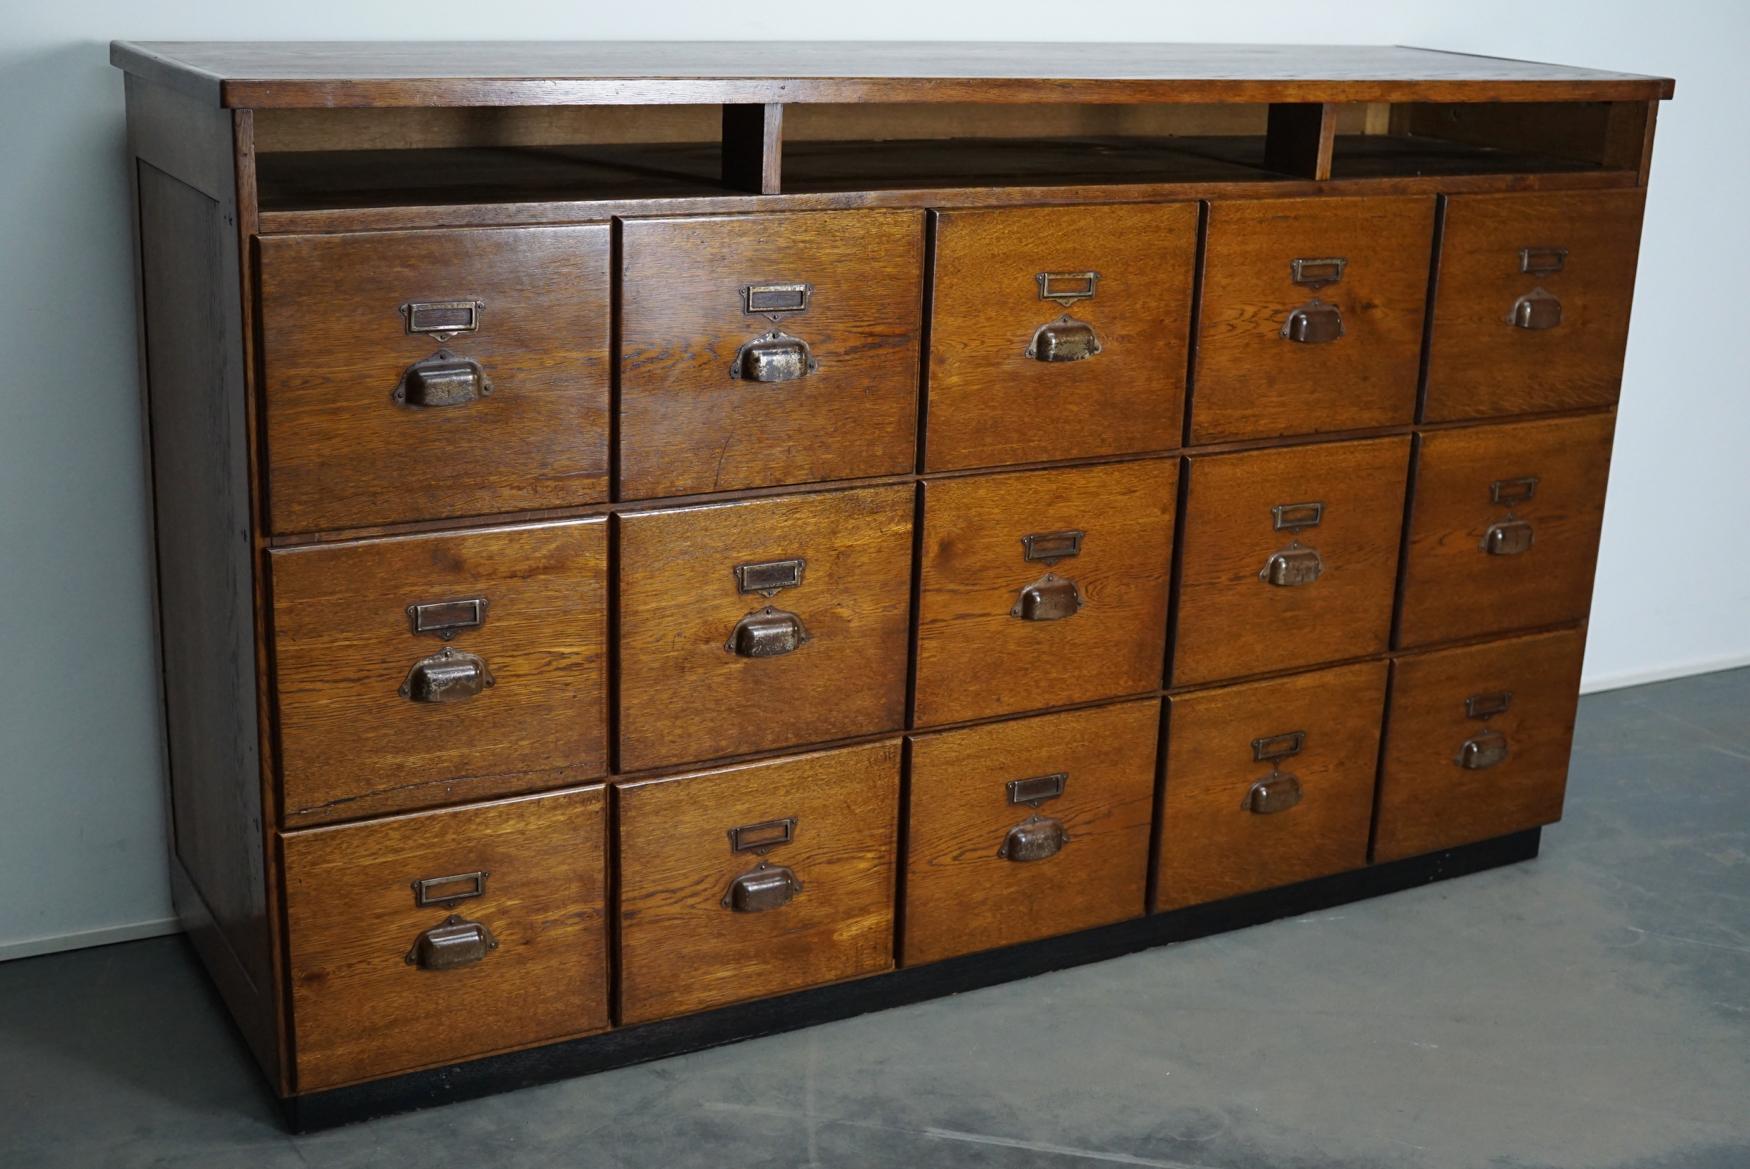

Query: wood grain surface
left=1173, top=437, right=1410, bottom=685
left=619, top=210, right=924, bottom=498
left=259, top=225, right=611, bottom=533
left=282, top=785, right=609, bottom=1091
left=1423, top=189, right=1645, bottom=422
left=616, top=742, right=900, bottom=1023
left=1374, top=627, right=1585, bottom=861
left=925, top=202, right=1198, bottom=470
left=1156, top=661, right=1387, bottom=910
left=270, top=519, right=608, bottom=823
left=1192, top=195, right=1435, bottom=442
left=617, top=486, right=914, bottom=770
left=915, top=460, right=1178, bottom=726
left=1397, top=414, right=1613, bottom=648
left=904, top=700, right=1158, bottom=965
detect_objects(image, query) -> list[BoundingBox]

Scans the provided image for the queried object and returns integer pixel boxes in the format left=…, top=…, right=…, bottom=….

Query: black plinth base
left=285, top=827, right=1541, bottom=1132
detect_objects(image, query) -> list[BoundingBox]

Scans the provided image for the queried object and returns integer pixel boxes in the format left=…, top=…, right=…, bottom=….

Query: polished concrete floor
left=2, top=668, right=1746, bottom=1169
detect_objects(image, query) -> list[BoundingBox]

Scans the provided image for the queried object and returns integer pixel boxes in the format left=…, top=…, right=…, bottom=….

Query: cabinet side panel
left=136, top=159, right=274, bottom=1075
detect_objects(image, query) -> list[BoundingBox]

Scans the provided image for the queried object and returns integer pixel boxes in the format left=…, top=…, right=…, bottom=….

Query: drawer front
left=1173, top=437, right=1409, bottom=685
left=259, top=226, right=611, bottom=534
left=914, top=459, right=1177, bottom=727
left=904, top=701, right=1158, bottom=966
left=619, top=210, right=925, bottom=499
left=617, top=741, right=900, bottom=1024
left=618, top=486, right=913, bottom=771
left=1374, top=628, right=1585, bottom=861
left=1156, top=661, right=1387, bottom=911
left=271, top=519, right=608, bottom=824
left=1397, top=414, right=1613, bottom=649
left=1424, top=190, right=1645, bottom=422
left=925, top=203, right=1198, bottom=471
left=1192, top=195, right=1434, bottom=443
left=283, top=786, right=608, bottom=1091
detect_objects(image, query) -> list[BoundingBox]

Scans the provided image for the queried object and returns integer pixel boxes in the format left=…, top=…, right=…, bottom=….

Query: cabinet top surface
left=110, top=41, right=1674, bottom=109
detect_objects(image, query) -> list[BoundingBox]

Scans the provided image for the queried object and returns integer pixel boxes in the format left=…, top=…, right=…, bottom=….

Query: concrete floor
left=2, top=669, right=1746, bottom=1169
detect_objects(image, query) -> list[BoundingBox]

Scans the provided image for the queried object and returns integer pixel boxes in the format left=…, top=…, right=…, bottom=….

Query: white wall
left=2, top=2, right=1745, bottom=958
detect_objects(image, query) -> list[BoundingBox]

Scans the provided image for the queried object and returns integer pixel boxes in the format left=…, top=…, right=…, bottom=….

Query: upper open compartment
left=252, top=94, right=1653, bottom=225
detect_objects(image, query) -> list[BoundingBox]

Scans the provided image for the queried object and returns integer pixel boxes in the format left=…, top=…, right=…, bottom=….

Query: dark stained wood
left=1173, top=437, right=1410, bottom=685
left=721, top=103, right=782, bottom=194
left=616, top=741, right=900, bottom=1023
left=1422, top=189, right=1645, bottom=422
left=255, top=167, right=1643, bottom=236
left=1156, top=661, right=1387, bottom=910
left=1264, top=102, right=1335, bottom=179
left=617, top=486, right=914, bottom=770
left=925, top=202, right=1198, bottom=471
left=1374, top=628, right=1585, bottom=861
left=258, top=224, right=611, bottom=534
left=1192, top=194, right=1435, bottom=442
left=1399, top=100, right=1654, bottom=174
left=903, top=700, right=1158, bottom=965
left=618, top=210, right=924, bottom=498
left=128, top=75, right=278, bottom=1084
left=281, top=786, right=610, bottom=1091
left=269, top=520, right=608, bottom=823
left=914, top=460, right=1177, bottom=727
left=1397, top=414, right=1614, bottom=649
left=109, top=42, right=1675, bottom=109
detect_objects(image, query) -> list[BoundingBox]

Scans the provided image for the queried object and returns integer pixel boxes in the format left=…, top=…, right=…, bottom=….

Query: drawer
left=282, top=786, right=608, bottom=1091
left=619, top=210, right=924, bottom=499
left=259, top=226, right=611, bottom=534
left=913, top=459, right=1177, bottom=727
left=1374, top=628, right=1586, bottom=861
left=924, top=203, right=1198, bottom=471
left=1173, top=437, right=1409, bottom=685
left=270, top=519, right=608, bottom=824
left=617, top=485, right=913, bottom=771
left=903, top=701, right=1158, bottom=965
left=1397, top=414, right=1613, bottom=649
left=1423, top=190, right=1645, bottom=422
left=1155, top=661, right=1387, bottom=911
left=617, top=741, right=900, bottom=1024
left=1191, top=195, right=1434, bottom=443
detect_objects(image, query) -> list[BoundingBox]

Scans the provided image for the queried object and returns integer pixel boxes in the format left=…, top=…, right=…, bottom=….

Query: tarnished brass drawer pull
left=1011, top=573, right=1083, bottom=621
left=1027, top=316, right=1101, bottom=362
left=392, top=349, right=492, bottom=407
left=1483, top=518, right=1534, bottom=555
left=405, top=915, right=497, bottom=970
left=1509, top=288, right=1562, bottom=330
left=1282, top=300, right=1344, bottom=344
left=1245, top=773, right=1303, bottom=814
left=731, top=331, right=817, bottom=383
left=727, top=606, right=809, bottom=657
left=999, top=815, right=1067, bottom=862
left=722, top=862, right=803, bottom=912
left=411, top=871, right=487, bottom=908
left=1458, top=730, right=1510, bottom=770
left=399, top=647, right=494, bottom=703
left=1261, top=545, right=1323, bottom=587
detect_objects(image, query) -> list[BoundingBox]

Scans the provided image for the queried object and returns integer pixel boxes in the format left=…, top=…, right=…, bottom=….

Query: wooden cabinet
left=118, top=40, right=1667, bottom=1118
